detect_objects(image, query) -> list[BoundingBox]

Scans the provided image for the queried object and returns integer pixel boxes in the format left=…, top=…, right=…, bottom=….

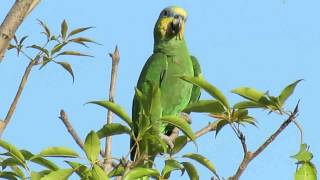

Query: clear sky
left=1, top=0, right=319, bottom=179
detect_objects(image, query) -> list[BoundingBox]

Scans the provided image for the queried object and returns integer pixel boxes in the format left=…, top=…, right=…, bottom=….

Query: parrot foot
left=160, top=134, right=174, bottom=149
left=180, top=112, right=192, bottom=124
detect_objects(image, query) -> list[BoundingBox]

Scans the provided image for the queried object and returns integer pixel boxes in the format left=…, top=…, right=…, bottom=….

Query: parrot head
left=154, top=6, right=188, bottom=42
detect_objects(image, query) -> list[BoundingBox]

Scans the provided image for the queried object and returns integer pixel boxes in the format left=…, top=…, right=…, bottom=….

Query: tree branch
left=104, top=46, right=120, bottom=172
left=230, top=102, right=299, bottom=180
left=59, top=109, right=84, bottom=150
left=0, top=60, right=35, bottom=138
left=0, top=0, right=39, bottom=61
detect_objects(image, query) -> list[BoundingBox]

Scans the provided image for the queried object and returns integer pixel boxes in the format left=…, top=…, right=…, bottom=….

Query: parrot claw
left=160, top=134, right=174, bottom=149
left=180, top=112, right=192, bottom=124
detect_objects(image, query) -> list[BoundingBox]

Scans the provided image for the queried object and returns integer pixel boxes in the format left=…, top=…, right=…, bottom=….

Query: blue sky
left=1, top=0, right=319, bottom=179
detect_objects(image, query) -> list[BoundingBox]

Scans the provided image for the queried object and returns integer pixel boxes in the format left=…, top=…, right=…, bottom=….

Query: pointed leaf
left=37, top=19, right=51, bottom=39
left=67, top=27, right=94, bottom=38
left=172, top=136, right=188, bottom=154
left=65, top=161, right=91, bottom=178
left=56, top=51, right=93, bottom=57
left=233, top=101, right=265, bottom=109
left=91, top=164, right=109, bottom=180
left=84, top=131, right=100, bottom=163
left=161, top=116, right=196, bottom=142
left=0, top=171, right=19, bottom=180
left=27, top=45, right=49, bottom=56
left=87, top=101, right=133, bottom=127
left=181, top=162, right=199, bottom=180
left=69, top=37, right=98, bottom=45
left=295, top=162, right=317, bottom=180
left=183, top=153, right=217, bottom=175
left=183, top=100, right=225, bottom=113
left=232, top=87, right=269, bottom=105
left=213, top=119, right=228, bottom=137
left=56, top=61, right=74, bottom=82
left=41, top=168, right=73, bottom=180
left=181, top=76, right=229, bottom=109
left=97, top=123, right=131, bottom=138
left=61, top=20, right=68, bottom=40
left=108, top=164, right=125, bottom=177
left=51, top=43, right=67, bottom=55
left=0, top=140, right=25, bottom=165
left=123, top=167, right=160, bottom=180
left=19, top=36, right=28, bottom=45
left=162, top=159, right=183, bottom=178
left=279, top=79, right=303, bottom=105
left=21, top=150, right=59, bottom=170
left=39, top=146, right=79, bottom=158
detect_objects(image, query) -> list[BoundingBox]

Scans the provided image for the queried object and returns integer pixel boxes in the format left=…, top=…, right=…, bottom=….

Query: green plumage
left=131, top=6, right=201, bottom=162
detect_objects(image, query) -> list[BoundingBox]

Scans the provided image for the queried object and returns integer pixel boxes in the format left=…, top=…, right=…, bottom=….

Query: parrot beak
left=171, top=16, right=183, bottom=36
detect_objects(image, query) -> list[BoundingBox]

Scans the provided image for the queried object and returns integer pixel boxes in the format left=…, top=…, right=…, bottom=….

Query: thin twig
left=104, top=46, right=120, bottom=172
left=59, top=109, right=84, bottom=150
left=58, top=109, right=118, bottom=167
left=230, top=102, right=299, bottom=180
left=0, top=60, right=35, bottom=138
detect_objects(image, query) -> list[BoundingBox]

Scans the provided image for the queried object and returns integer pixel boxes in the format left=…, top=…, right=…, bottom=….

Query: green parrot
left=131, top=6, right=202, bottom=162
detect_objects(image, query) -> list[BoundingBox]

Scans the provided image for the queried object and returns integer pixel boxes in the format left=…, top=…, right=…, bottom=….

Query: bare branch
left=59, top=109, right=84, bottom=150
left=0, top=0, right=39, bottom=60
left=104, top=46, right=120, bottom=172
left=230, top=102, right=299, bottom=180
left=0, top=60, right=35, bottom=138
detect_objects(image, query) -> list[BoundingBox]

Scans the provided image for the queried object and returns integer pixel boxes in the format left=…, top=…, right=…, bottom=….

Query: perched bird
left=131, top=6, right=202, bottom=162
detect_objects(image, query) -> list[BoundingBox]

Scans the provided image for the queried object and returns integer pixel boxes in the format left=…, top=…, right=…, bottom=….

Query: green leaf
left=84, top=131, right=100, bottom=163
left=56, top=61, right=74, bottom=82
left=162, top=159, right=183, bottom=178
left=19, top=36, right=28, bottom=45
left=161, top=116, right=196, bottom=142
left=10, top=165, right=25, bottom=179
left=38, top=146, right=79, bottom=158
left=61, top=20, right=68, bottom=40
left=123, top=167, right=160, bottom=180
left=183, top=153, right=217, bottom=175
left=183, top=100, right=225, bottom=113
left=56, top=51, right=93, bottom=57
left=181, top=76, right=229, bottom=109
left=0, top=140, right=25, bottom=165
left=37, top=19, right=51, bottom=39
left=97, top=123, right=131, bottom=138
left=291, top=144, right=313, bottom=162
left=181, top=162, right=199, bottom=180
left=31, top=171, right=42, bottom=180
left=91, top=164, right=109, bottom=180
left=1, top=158, right=24, bottom=168
left=215, top=119, right=229, bottom=137
left=0, top=171, right=19, bottom=180
left=279, top=79, right=303, bottom=106
left=65, top=161, right=91, bottom=178
left=69, top=37, right=98, bottom=45
left=294, top=162, right=317, bottom=180
left=87, top=101, right=133, bottom=127
left=41, top=168, right=73, bottom=180
left=233, top=101, right=265, bottom=109
left=67, top=27, right=94, bottom=38
left=27, top=45, right=49, bottom=56
left=108, top=164, right=125, bottom=177
left=232, top=87, right=269, bottom=105
left=21, top=149, right=59, bottom=171
left=172, top=136, right=188, bottom=154
left=51, top=43, right=67, bottom=55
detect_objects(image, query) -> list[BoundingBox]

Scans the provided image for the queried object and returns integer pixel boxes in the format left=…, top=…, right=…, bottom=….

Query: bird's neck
left=153, top=38, right=188, bottom=55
